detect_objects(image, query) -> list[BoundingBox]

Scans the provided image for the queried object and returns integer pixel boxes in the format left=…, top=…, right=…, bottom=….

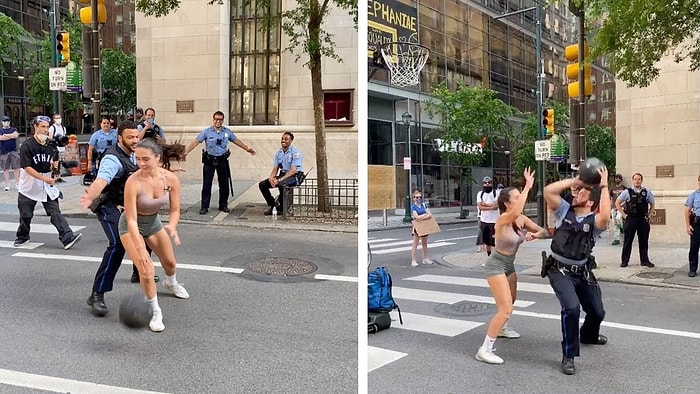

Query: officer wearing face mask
left=137, top=107, right=166, bottom=142
left=0, top=115, right=20, bottom=191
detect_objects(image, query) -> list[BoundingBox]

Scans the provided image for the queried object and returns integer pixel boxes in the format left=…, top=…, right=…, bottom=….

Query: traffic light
left=565, top=41, right=592, bottom=98
left=543, top=108, right=555, bottom=136
left=79, top=0, right=107, bottom=24
left=56, top=32, right=70, bottom=64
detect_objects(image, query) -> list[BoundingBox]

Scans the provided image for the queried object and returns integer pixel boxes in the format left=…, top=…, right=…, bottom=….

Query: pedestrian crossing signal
left=56, top=32, right=70, bottom=64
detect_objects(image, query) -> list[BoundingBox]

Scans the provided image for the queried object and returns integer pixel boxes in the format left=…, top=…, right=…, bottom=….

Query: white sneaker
left=149, top=310, right=165, bottom=332
left=411, top=260, right=419, bottom=267
left=3, top=185, right=9, bottom=191
left=498, top=327, right=521, bottom=339
left=165, top=280, right=190, bottom=299
left=475, top=346, right=504, bottom=364
left=422, top=259, right=433, bottom=265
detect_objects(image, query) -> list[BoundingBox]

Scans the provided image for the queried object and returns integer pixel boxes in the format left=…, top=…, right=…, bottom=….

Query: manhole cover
left=636, top=272, right=674, bottom=279
left=435, top=301, right=495, bottom=317
left=247, top=257, right=318, bottom=276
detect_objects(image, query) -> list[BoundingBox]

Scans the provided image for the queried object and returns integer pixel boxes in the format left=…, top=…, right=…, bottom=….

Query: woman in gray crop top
left=475, top=168, right=547, bottom=365
left=119, top=138, right=190, bottom=333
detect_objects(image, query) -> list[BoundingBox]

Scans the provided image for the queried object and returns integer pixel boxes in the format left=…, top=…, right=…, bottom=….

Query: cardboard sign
left=413, top=216, right=441, bottom=236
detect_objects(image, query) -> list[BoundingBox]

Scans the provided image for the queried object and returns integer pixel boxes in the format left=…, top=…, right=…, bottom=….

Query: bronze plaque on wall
left=648, top=209, right=666, bottom=225
left=655, top=165, right=674, bottom=178
left=176, top=100, right=195, bottom=113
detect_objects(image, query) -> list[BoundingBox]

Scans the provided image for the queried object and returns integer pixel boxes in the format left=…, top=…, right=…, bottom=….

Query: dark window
left=324, top=90, right=353, bottom=126
left=368, top=119, right=393, bottom=165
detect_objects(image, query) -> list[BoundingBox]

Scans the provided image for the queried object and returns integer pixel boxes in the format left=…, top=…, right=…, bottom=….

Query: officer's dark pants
left=92, top=203, right=126, bottom=293
left=548, top=266, right=605, bottom=358
left=689, top=221, right=700, bottom=274
left=16, top=193, right=74, bottom=244
left=201, top=158, right=230, bottom=210
left=621, top=216, right=650, bottom=264
left=258, top=175, right=298, bottom=209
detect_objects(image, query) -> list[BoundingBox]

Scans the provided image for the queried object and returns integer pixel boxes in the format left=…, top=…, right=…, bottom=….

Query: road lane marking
left=394, top=312, right=483, bottom=337
left=0, top=367, right=170, bottom=394
left=368, top=238, right=398, bottom=244
left=11, top=252, right=356, bottom=282
left=0, top=241, right=43, bottom=249
left=368, top=346, right=407, bottom=372
left=405, top=274, right=555, bottom=294
left=372, top=242, right=456, bottom=255
left=0, top=221, right=85, bottom=234
left=392, top=286, right=535, bottom=307
left=513, top=310, right=700, bottom=339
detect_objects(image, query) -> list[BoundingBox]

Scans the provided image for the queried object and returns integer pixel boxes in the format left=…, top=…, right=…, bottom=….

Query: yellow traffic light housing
left=79, top=0, right=107, bottom=24
left=543, top=108, right=555, bottom=136
left=56, top=32, right=70, bottom=64
left=565, top=42, right=593, bottom=98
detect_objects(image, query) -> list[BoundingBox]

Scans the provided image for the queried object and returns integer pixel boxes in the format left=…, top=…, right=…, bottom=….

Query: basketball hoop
left=380, top=41, right=430, bottom=87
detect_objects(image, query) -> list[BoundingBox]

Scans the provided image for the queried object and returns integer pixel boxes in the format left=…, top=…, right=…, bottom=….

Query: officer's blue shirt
left=196, top=126, right=236, bottom=157
left=96, top=150, right=136, bottom=184
left=137, top=123, right=166, bottom=140
left=684, top=190, right=700, bottom=216
left=616, top=187, right=655, bottom=204
left=273, top=146, right=302, bottom=172
left=552, top=198, right=602, bottom=266
left=89, top=129, right=118, bottom=153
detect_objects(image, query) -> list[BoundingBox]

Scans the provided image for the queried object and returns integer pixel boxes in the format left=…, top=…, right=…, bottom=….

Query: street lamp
left=402, top=110, right=413, bottom=223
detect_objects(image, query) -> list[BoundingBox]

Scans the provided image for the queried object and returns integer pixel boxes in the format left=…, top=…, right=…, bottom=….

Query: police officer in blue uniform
left=80, top=120, right=158, bottom=316
left=615, top=172, right=655, bottom=268
left=87, top=117, right=118, bottom=175
left=258, top=132, right=303, bottom=215
left=137, top=107, right=166, bottom=142
left=684, top=174, right=700, bottom=277
left=542, top=166, right=610, bottom=375
left=184, top=111, right=256, bottom=215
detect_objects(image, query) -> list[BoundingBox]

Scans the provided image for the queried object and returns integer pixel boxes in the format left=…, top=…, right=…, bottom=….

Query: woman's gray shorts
left=483, top=250, right=516, bottom=277
left=118, top=212, right=163, bottom=238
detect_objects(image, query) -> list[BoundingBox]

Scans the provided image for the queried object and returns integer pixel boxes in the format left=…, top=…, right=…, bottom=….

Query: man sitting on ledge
left=258, top=132, right=303, bottom=215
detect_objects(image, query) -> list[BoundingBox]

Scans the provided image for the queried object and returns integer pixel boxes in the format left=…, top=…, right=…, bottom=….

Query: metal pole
left=55, top=0, right=63, bottom=118
left=49, top=0, right=58, bottom=114
left=402, top=100, right=412, bottom=223
left=534, top=2, right=547, bottom=228
left=91, top=0, right=101, bottom=121
left=576, top=12, right=586, bottom=164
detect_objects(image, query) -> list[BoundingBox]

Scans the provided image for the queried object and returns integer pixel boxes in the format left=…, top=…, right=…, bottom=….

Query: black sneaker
left=199, top=208, right=208, bottom=215
left=131, top=272, right=160, bottom=283
left=219, top=207, right=230, bottom=213
left=264, top=206, right=274, bottom=216
left=13, top=238, right=29, bottom=247
left=63, top=233, right=82, bottom=250
left=620, top=262, right=628, bottom=268
left=641, top=261, right=655, bottom=267
left=611, top=240, right=620, bottom=246
left=561, top=357, right=576, bottom=375
left=87, top=292, right=108, bottom=317
left=689, top=272, right=697, bottom=277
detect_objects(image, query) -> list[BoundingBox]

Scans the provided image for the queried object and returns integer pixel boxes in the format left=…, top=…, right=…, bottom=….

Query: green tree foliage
left=27, top=17, right=84, bottom=114
left=577, top=0, right=700, bottom=87
left=136, top=0, right=358, bottom=212
left=584, top=123, right=616, bottom=174
left=424, top=83, right=515, bottom=172
left=0, top=13, right=31, bottom=73
left=101, top=48, right=136, bottom=116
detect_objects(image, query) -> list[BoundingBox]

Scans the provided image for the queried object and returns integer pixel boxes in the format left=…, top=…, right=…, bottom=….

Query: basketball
left=118, top=292, right=151, bottom=329
left=579, top=157, right=605, bottom=185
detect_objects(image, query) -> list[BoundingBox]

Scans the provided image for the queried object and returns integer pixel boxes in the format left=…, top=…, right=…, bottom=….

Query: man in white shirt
left=48, top=113, right=67, bottom=161
left=477, top=176, right=500, bottom=256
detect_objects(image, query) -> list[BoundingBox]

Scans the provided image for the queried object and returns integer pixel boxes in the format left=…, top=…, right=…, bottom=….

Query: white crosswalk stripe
left=368, top=273, right=545, bottom=372
left=0, top=221, right=85, bottom=235
left=368, top=235, right=475, bottom=256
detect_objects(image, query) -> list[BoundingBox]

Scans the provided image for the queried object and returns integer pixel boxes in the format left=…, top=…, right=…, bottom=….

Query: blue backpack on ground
left=368, top=266, right=403, bottom=324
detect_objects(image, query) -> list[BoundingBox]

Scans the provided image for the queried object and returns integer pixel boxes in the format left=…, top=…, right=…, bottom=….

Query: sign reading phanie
left=367, top=0, right=418, bottom=55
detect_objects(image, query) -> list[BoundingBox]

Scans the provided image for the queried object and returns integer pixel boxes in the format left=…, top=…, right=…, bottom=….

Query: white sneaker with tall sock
left=475, top=346, right=504, bottom=364
left=165, top=280, right=190, bottom=299
left=498, top=326, right=521, bottom=339
left=149, top=310, right=165, bottom=332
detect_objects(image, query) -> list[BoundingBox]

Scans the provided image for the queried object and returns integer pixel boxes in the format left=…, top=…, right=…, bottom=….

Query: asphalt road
left=367, top=259, right=700, bottom=393
left=0, top=214, right=358, bottom=393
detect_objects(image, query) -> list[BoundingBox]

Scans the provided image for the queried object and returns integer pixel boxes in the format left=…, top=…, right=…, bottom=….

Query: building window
left=323, top=90, right=354, bottom=126
left=601, top=108, right=611, bottom=121
left=229, top=0, right=281, bottom=125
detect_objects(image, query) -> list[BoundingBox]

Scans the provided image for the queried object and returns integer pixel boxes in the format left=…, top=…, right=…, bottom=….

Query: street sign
left=65, top=61, right=82, bottom=93
left=49, top=67, right=67, bottom=91
left=549, top=134, right=566, bottom=163
left=535, top=140, right=551, bottom=161
left=403, top=157, right=411, bottom=170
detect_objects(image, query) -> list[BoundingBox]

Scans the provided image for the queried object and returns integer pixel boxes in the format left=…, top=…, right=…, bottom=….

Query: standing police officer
left=87, top=117, right=117, bottom=176
left=615, top=173, right=655, bottom=268
left=684, top=174, right=700, bottom=277
left=258, top=132, right=303, bottom=215
left=184, top=111, right=256, bottom=215
left=542, top=167, right=610, bottom=376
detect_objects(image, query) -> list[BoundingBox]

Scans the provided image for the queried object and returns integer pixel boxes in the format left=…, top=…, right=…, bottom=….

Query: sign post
left=49, top=67, right=67, bottom=91
left=534, top=139, right=551, bottom=161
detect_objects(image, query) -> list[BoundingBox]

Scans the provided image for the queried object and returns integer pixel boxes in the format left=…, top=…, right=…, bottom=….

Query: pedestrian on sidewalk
left=475, top=168, right=546, bottom=365
left=119, top=138, right=190, bottom=332
left=410, top=190, right=433, bottom=267
left=609, top=174, right=626, bottom=245
left=684, top=175, right=700, bottom=277
left=543, top=168, right=610, bottom=376
left=184, top=111, right=256, bottom=215
left=0, top=115, right=20, bottom=191
left=13, top=115, right=82, bottom=249
left=477, top=176, right=500, bottom=256
left=615, top=173, right=655, bottom=268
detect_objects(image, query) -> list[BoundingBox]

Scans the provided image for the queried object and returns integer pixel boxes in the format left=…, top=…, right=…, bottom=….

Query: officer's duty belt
left=553, top=259, right=587, bottom=274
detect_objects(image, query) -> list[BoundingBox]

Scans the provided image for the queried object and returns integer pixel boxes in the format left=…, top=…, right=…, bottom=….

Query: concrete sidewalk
left=0, top=173, right=356, bottom=233
left=369, top=210, right=698, bottom=290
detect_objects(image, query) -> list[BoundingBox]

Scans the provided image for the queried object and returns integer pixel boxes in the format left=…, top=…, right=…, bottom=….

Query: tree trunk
left=309, top=5, right=330, bottom=213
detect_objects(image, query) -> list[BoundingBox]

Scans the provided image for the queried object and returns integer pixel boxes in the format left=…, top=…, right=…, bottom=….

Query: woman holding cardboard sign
left=475, top=167, right=547, bottom=365
left=410, top=190, right=438, bottom=267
